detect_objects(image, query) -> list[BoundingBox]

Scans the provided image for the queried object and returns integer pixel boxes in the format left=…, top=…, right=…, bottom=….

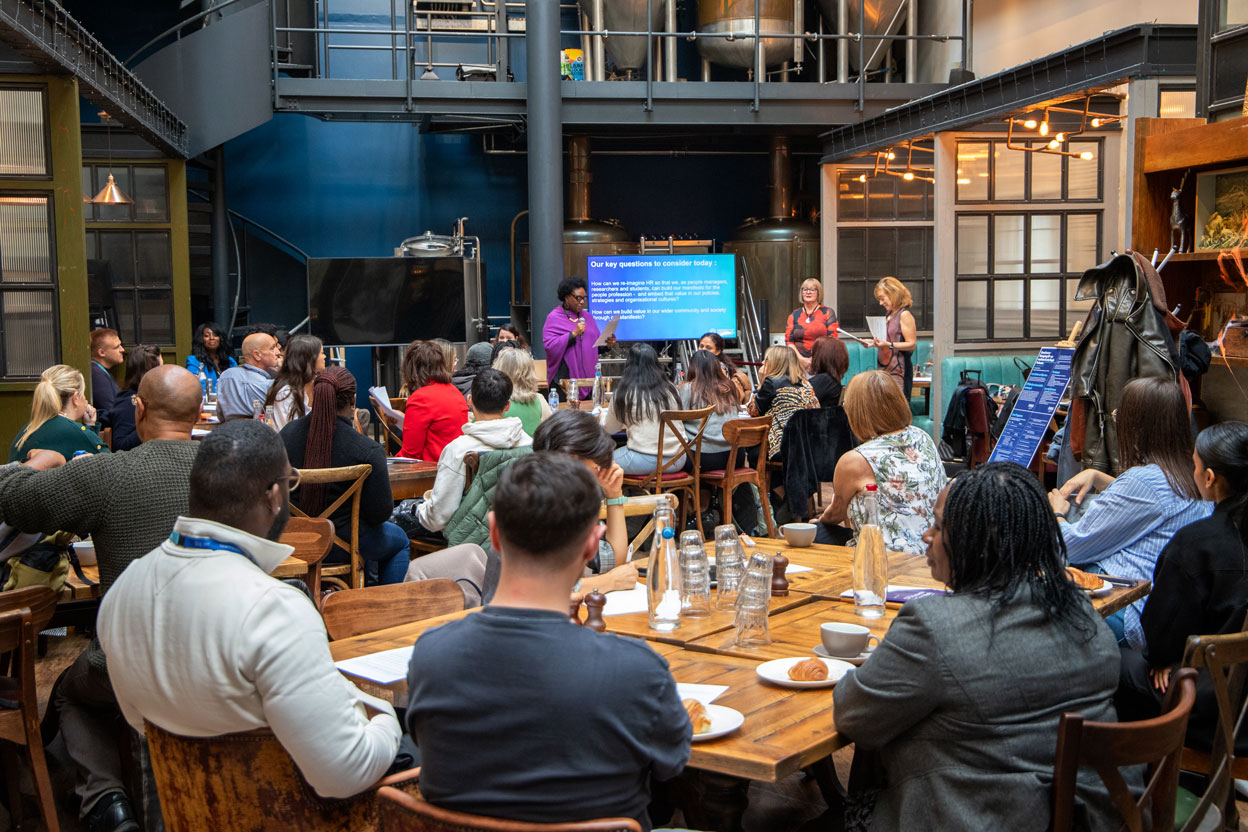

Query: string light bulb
left=1023, top=119, right=1037, bottom=129
left=1039, top=121, right=1049, bottom=136
left=1079, top=151, right=1093, bottom=160
left=886, top=151, right=896, bottom=160
left=1048, top=140, right=1060, bottom=150
left=1091, top=117, right=1100, bottom=128
left=902, top=172, right=915, bottom=181
left=1055, top=132, right=1065, bottom=143
left=857, top=174, right=867, bottom=183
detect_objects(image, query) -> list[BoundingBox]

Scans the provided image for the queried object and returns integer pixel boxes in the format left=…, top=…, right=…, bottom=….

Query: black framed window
left=0, top=194, right=59, bottom=377
left=0, top=86, right=50, bottom=179
left=81, top=164, right=169, bottom=223
left=85, top=230, right=174, bottom=345
left=955, top=139, right=1103, bottom=203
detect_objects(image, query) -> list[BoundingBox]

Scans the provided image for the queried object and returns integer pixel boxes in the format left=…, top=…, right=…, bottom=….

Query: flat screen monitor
left=308, top=257, right=466, bottom=347
left=586, top=254, right=736, bottom=342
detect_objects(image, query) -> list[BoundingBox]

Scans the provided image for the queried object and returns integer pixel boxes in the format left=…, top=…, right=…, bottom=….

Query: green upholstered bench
left=843, top=341, right=934, bottom=435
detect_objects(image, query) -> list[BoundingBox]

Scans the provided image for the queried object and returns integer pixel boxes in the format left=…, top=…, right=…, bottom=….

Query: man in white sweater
left=98, top=420, right=401, bottom=799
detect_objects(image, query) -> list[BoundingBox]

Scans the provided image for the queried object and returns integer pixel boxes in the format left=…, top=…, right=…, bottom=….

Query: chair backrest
left=649, top=406, right=713, bottom=480
left=321, top=579, right=465, bottom=641
left=721, top=415, right=771, bottom=473
left=463, top=451, right=480, bottom=493
left=146, top=722, right=417, bottom=832
left=1179, top=629, right=1248, bottom=830
left=964, top=387, right=994, bottom=467
left=290, top=464, right=372, bottom=589
left=777, top=407, right=854, bottom=520
left=375, top=786, right=642, bottom=832
left=0, top=586, right=58, bottom=636
left=1051, top=668, right=1198, bottom=832
left=278, top=517, right=334, bottom=600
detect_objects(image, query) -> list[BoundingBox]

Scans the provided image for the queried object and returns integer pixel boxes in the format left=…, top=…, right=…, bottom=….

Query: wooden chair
left=964, top=387, right=995, bottom=468
left=1177, top=630, right=1248, bottom=830
left=409, top=452, right=479, bottom=557
left=0, top=587, right=59, bottom=832
left=99, top=426, right=113, bottom=451
left=620, top=407, right=712, bottom=537
left=321, top=579, right=465, bottom=641
left=291, top=464, right=372, bottom=591
left=146, top=722, right=419, bottom=832
left=376, top=785, right=642, bottom=832
left=278, top=517, right=334, bottom=601
left=623, top=494, right=680, bottom=556
left=1051, top=667, right=1198, bottom=832
left=698, top=416, right=776, bottom=538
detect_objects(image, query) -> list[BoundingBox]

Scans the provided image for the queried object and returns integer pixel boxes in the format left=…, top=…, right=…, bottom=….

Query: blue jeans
left=354, top=521, right=411, bottom=585
left=614, top=446, right=685, bottom=476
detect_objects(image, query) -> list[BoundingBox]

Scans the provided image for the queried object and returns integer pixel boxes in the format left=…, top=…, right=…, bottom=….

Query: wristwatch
left=604, top=496, right=627, bottom=506
left=1054, top=512, right=1067, bottom=522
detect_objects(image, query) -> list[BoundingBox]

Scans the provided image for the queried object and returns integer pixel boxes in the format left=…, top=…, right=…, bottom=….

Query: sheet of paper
left=837, top=329, right=869, bottom=345
left=865, top=316, right=888, bottom=343
left=334, top=645, right=414, bottom=685
left=593, top=315, right=621, bottom=348
left=369, top=386, right=405, bottom=429
left=191, top=428, right=210, bottom=437
left=708, top=558, right=811, bottom=575
left=839, top=585, right=949, bottom=603
left=602, top=582, right=651, bottom=616
left=677, top=683, right=729, bottom=705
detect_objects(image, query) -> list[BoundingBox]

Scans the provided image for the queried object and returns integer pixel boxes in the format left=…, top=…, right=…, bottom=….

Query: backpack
left=940, top=370, right=998, bottom=461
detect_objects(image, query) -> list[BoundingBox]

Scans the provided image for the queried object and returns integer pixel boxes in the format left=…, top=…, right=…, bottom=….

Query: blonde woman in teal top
left=9, top=365, right=109, bottom=462
left=492, top=348, right=552, bottom=437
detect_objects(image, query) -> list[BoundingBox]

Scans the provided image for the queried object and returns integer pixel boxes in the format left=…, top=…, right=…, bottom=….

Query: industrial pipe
left=526, top=0, right=564, bottom=362
left=768, top=136, right=792, bottom=220
left=567, top=136, right=592, bottom=221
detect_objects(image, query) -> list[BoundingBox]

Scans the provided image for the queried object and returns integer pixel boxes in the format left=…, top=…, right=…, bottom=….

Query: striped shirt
left=1060, top=464, right=1213, bottom=648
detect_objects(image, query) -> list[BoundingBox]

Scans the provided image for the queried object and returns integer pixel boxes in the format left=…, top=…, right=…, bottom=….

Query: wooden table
left=387, top=459, right=439, bottom=501
left=599, top=592, right=812, bottom=646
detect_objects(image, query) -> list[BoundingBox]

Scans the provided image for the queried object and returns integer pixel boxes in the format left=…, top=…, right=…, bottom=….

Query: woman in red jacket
left=398, top=340, right=467, bottom=461
left=784, top=278, right=838, bottom=370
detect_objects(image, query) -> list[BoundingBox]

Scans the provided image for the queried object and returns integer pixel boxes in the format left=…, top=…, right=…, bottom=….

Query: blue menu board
left=987, top=347, right=1075, bottom=468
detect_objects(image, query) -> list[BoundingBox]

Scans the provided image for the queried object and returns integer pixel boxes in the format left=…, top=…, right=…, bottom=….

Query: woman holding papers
left=542, top=277, right=615, bottom=400
left=784, top=278, right=838, bottom=369
left=867, top=277, right=918, bottom=397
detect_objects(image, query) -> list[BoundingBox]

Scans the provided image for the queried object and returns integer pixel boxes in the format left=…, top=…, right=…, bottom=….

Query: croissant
left=788, top=658, right=829, bottom=681
left=1066, top=566, right=1103, bottom=591
left=683, top=699, right=711, bottom=734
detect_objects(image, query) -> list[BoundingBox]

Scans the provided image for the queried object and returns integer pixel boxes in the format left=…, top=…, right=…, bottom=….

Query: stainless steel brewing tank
left=578, top=0, right=665, bottom=71
left=696, top=0, right=796, bottom=69
left=518, top=219, right=640, bottom=303
left=725, top=217, right=820, bottom=332
left=816, top=0, right=907, bottom=72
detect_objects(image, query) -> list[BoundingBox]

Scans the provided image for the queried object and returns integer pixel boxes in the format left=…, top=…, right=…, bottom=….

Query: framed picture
left=1195, top=165, right=1248, bottom=250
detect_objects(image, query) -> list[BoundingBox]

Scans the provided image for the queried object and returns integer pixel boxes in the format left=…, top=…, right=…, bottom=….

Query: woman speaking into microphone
left=542, top=277, right=615, bottom=400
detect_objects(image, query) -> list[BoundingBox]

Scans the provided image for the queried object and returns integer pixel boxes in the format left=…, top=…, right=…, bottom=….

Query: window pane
left=0, top=196, right=52, bottom=283
left=1030, top=214, right=1062, bottom=273
left=1067, top=142, right=1099, bottom=199
left=138, top=291, right=173, bottom=344
left=867, top=176, right=897, bottom=221
left=896, top=176, right=931, bottom=219
left=81, top=166, right=96, bottom=222
left=838, top=172, right=867, bottom=221
left=1066, top=214, right=1099, bottom=273
left=957, top=281, right=988, bottom=340
left=838, top=229, right=866, bottom=276
left=838, top=280, right=866, bottom=332
left=994, top=143, right=1026, bottom=201
left=896, top=228, right=927, bottom=278
left=994, top=215, right=1025, bottom=274
left=1031, top=144, right=1063, bottom=199
left=132, top=167, right=169, bottom=222
left=1159, top=90, right=1196, bottom=118
left=114, top=293, right=136, bottom=345
left=1219, top=0, right=1248, bottom=30
left=135, top=232, right=172, bottom=287
left=903, top=281, right=926, bottom=328
left=866, top=228, right=895, bottom=277
left=993, top=280, right=1025, bottom=339
left=94, top=167, right=133, bottom=222
left=1067, top=277, right=1095, bottom=319
left=98, top=232, right=135, bottom=288
left=956, top=142, right=989, bottom=201
left=2, top=290, right=55, bottom=376
left=957, top=215, right=989, bottom=274
left=0, top=88, right=47, bottom=176
left=1031, top=279, right=1061, bottom=340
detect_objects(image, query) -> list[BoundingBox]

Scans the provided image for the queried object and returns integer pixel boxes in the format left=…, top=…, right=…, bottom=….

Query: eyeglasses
left=570, top=293, right=588, bottom=303
left=281, top=468, right=301, bottom=493
left=801, top=287, right=817, bottom=293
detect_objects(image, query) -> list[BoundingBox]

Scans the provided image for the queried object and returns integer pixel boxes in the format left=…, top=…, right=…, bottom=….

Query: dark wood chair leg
left=757, top=474, right=777, bottom=538
left=2, top=743, right=24, bottom=831
left=25, top=734, right=58, bottom=832
left=720, top=482, right=735, bottom=530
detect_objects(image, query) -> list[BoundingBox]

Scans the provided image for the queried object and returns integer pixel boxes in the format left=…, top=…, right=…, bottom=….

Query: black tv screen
left=308, top=257, right=466, bottom=346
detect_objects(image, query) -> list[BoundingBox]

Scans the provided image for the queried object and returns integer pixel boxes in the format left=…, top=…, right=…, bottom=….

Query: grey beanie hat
left=465, top=341, right=494, bottom=366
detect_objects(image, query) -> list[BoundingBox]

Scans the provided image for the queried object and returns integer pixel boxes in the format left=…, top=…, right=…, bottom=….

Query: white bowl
left=72, top=540, right=97, bottom=567
left=780, top=522, right=817, bottom=547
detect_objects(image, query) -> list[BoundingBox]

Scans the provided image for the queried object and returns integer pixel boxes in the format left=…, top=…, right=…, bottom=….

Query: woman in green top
left=492, top=347, right=552, bottom=437
left=9, top=364, right=109, bottom=462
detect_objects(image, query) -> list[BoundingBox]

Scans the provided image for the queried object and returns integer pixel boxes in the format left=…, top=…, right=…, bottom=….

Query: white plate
left=1087, top=579, right=1113, bottom=598
left=814, top=643, right=876, bottom=666
left=691, top=704, right=745, bottom=742
left=756, top=657, right=853, bottom=688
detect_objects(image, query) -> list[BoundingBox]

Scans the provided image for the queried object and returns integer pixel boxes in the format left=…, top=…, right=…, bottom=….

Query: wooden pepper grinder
left=771, top=553, right=790, bottom=597
left=583, top=589, right=607, bottom=632
left=568, top=597, right=583, bottom=625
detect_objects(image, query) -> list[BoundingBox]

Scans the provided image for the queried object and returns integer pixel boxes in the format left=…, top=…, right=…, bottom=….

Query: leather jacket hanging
left=1067, top=251, right=1185, bottom=474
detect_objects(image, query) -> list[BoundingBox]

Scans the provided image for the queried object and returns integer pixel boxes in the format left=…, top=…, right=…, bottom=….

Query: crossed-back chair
left=409, top=452, right=480, bottom=557
left=700, top=416, right=775, bottom=538
left=620, top=406, right=712, bottom=537
left=290, top=464, right=372, bottom=590
left=278, top=517, right=335, bottom=601
left=1178, top=628, right=1248, bottom=830
left=375, top=785, right=642, bottom=832
left=321, top=579, right=465, bottom=641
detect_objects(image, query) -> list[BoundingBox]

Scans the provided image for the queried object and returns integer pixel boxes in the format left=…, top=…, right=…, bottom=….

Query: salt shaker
left=714, top=524, right=744, bottom=610
left=678, top=531, right=712, bottom=617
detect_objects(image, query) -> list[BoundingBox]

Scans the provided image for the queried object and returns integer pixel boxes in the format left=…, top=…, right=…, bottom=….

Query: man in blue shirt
left=216, top=332, right=281, bottom=419
left=89, top=328, right=124, bottom=425
left=405, top=452, right=690, bottom=830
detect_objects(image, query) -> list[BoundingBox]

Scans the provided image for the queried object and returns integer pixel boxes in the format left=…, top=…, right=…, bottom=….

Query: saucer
left=814, top=643, right=876, bottom=666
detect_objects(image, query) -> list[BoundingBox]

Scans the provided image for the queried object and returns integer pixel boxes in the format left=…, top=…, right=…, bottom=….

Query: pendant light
left=91, top=112, right=133, bottom=206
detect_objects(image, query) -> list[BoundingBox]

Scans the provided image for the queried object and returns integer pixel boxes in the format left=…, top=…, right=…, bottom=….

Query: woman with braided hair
left=280, top=366, right=409, bottom=584
left=833, top=462, right=1125, bottom=831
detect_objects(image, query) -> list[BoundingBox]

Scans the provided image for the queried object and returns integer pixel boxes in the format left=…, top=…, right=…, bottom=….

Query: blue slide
left=586, top=254, right=737, bottom=342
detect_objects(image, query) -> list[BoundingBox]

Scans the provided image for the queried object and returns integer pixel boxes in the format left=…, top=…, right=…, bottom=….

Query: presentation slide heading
left=586, top=254, right=736, bottom=342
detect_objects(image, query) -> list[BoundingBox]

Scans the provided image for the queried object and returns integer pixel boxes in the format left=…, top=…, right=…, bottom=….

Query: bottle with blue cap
left=647, top=501, right=682, bottom=631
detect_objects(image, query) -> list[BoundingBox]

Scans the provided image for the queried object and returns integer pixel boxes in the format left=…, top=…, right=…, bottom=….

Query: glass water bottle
left=647, top=506, right=682, bottom=631
left=853, top=484, right=888, bottom=618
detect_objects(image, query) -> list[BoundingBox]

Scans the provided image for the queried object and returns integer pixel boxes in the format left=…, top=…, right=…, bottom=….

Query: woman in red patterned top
left=398, top=340, right=467, bottom=461
left=785, top=278, right=838, bottom=368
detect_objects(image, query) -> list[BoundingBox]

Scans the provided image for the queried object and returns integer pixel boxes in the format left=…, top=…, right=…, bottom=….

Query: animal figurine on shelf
left=1170, top=170, right=1191, bottom=253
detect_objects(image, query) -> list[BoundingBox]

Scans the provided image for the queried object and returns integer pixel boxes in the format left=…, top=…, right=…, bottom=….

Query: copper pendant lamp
left=91, top=112, right=133, bottom=205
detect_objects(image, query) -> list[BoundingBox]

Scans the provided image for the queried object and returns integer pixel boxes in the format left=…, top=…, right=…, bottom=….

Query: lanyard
left=169, top=532, right=258, bottom=567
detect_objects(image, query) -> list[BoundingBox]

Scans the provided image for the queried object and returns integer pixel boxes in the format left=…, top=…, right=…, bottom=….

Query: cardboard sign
left=988, top=347, right=1075, bottom=468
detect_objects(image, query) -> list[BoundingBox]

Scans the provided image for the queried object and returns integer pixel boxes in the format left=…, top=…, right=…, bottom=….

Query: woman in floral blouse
left=815, top=370, right=946, bottom=552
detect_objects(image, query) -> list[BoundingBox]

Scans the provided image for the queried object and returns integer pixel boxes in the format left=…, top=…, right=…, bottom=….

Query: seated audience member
left=834, top=463, right=1126, bottom=831
left=698, top=331, right=752, bottom=406
left=1049, top=377, right=1211, bottom=646
left=264, top=334, right=324, bottom=430
left=107, top=345, right=163, bottom=451
left=398, top=369, right=530, bottom=541
left=89, top=328, right=124, bottom=423
left=217, top=332, right=282, bottom=419
left=281, top=367, right=409, bottom=585
left=1117, top=420, right=1248, bottom=749
left=816, top=371, right=945, bottom=552
left=492, top=347, right=551, bottom=437
left=398, top=340, right=467, bottom=462
left=0, top=365, right=202, bottom=831
left=678, top=350, right=738, bottom=473
left=808, top=336, right=848, bottom=409
left=185, top=321, right=237, bottom=387
left=99, top=420, right=401, bottom=802
left=452, top=341, right=494, bottom=398
left=603, top=343, right=683, bottom=476
left=751, top=345, right=819, bottom=462
left=432, top=338, right=457, bottom=378
left=495, top=323, right=528, bottom=348
left=405, top=452, right=690, bottom=828
left=10, top=365, right=108, bottom=462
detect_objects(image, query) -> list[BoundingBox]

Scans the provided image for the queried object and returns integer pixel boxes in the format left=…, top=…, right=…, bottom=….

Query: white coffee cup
left=820, top=622, right=880, bottom=658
